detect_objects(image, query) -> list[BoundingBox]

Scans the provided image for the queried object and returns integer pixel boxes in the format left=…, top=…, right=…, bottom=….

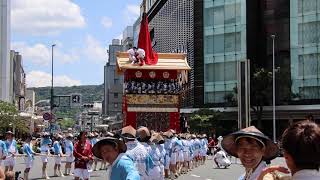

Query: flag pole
left=143, top=0, right=147, bottom=13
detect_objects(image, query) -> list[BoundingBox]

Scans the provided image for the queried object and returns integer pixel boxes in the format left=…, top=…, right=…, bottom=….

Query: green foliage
left=188, top=108, right=222, bottom=134
left=29, top=84, right=104, bottom=103
left=28, top=84, right=104, bottom=119
left=58, top=118, right=76, bottom=130
left=0, top=101, right=28, bottom=133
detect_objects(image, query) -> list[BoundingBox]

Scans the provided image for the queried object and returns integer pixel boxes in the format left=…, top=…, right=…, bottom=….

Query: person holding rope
left=52, top=134, right=64, bottom=177
left=0, top=136, right=8, bottom=168
left=64, top=133, right=74, bottom=176
left=4, top=131, right=18, bottom=173
left=23, top=134, right=37, bottom=180
left=39, top=132, right=52, bottom=179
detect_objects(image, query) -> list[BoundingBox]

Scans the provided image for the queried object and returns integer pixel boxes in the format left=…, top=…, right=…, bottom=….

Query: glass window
left=299, top=86, right=320, bottom=99
left=214, top=34, right=225, bottom=53
left=206, top=91, right=227, bottom=103
left=204, top=7, right=214, bottom=27
left=225, top=4, right=236, bottom=24
left=298, top=22, right=320, bottom=44
left=298, top=54, right=320, bottom=76
left=225, top=61, right=237, bottom=81
left=114, top=93, right=118, bottom=98
left=214, top=5, right=224, bottom=26
left=298, top=0, right=317, bottom=13
left=205, top=35, right=214, bottom=54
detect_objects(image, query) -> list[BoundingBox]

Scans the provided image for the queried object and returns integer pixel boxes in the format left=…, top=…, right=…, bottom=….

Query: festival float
left=116, top=11, right=191, bottom=132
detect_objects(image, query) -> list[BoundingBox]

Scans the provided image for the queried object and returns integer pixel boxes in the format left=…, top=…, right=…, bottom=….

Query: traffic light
left=70, top=94, right=81, bottom=107
left=83, top=104, right=94, bottom=108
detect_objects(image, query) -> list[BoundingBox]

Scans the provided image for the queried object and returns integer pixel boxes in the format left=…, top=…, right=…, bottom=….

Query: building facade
left=137, top=0, right=320, bottom=136
left=135, top=0, right=196, bottom=107
left=104, top=39, right=124, bottom=117
left=0, top=0, right=10, bottom=102
left=104, top=26, right=134, bottom=119
left=10, top=51, right=26, bottom=111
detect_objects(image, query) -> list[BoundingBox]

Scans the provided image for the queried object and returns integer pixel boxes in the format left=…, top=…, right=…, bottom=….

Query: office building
left=10, top=50, right=26, bottom=111
left=0, top=0, right=10, bottom=102
left=136, top=0, right=320, bottom=135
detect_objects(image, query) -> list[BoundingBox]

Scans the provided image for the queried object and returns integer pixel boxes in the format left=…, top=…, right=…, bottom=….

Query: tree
left=250, top=68, right=273, bottom=128
left=188, top=108, right=222, bottom=134
left=58, top=118, right=75, bottom=130
left=0, top=101, right=28, bottom=133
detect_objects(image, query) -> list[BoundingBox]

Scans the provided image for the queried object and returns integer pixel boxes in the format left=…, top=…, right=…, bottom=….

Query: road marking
left=206, top=179, right=213, bottom=180
left=190, top=174, right=201, bottom=178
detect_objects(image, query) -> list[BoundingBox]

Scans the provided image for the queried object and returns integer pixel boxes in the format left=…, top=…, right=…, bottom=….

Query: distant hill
left=28, top=84, right=104, bottom=119
left=29, top=84, right=104, bottom=103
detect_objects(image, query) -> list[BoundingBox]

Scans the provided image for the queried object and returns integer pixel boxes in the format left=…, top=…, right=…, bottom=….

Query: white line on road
left=190, top=174, right=201, bottom=178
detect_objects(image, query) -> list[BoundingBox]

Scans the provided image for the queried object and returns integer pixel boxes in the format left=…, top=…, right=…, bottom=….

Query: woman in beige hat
left=222, top=126, right=279, bottom=180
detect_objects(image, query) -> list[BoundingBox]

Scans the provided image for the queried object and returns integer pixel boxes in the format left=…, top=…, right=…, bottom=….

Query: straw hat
left=92, top=136, right=127, bottom=159
left=66, top=133, right=74, bottom=138
left=163, top=131, right=173, bottom=138
left=121, top=125, right=136, bottom=140
left=93, top=132, right=99, bottom=137
left=105, top=131, right=114, bottom=137
left=150, top=133, right=164, bottom=144
left=222, top=126, right=279, bottom=161
left=168, top=129, right=176, bottom=134
left=137, top=126, right=151, bottom=140
left=6, top=131, right=14, bottom=135
left=55, top=134, right=63, bottom=139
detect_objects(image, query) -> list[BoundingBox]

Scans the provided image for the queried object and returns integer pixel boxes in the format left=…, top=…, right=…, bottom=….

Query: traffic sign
left=70, top=94, right=82, bottom=107
left=43, top=112, right=52, bottom=121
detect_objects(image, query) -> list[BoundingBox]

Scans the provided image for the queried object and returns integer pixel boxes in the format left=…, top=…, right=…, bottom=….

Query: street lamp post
left=50, top=44, right=56, bottom=113
left=271, top=35, right=276, bottom=142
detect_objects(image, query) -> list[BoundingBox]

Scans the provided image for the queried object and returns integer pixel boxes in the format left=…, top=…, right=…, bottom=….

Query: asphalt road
left=6, top=156, right=287, bottom=180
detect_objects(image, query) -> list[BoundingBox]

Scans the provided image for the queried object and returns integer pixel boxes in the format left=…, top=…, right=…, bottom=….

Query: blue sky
left=11, top=0, right=141, bottom=87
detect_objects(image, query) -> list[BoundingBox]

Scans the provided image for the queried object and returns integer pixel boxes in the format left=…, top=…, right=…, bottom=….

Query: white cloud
left=101, top=16, right=113, bottom=29
left=11, top=42, right=79, bottom=66
left=124, top=4, right=140, bottom=24
left=12, top=42, right=51, bottom=66
left=11, top=0, right=86, bottom=35
left=26, top=71, right=81, bottom=88
left=84, top=35, right=107, bottom=63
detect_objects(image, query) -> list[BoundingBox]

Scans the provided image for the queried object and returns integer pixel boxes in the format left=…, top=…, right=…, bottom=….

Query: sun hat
left=66, top=133, right=74, bottom=138
left=6, top=131, right=14, bottom=135
left=121, top=125, right=136, bottom=140
left=222, top=126, right=279, bottom=161
left=92, top=136, right=127, bottom=159
left=137, top=126, right=151, bottom=140
left=162, top=130, right=173, bottom=138
left=150, top=133, right=164, bottom=144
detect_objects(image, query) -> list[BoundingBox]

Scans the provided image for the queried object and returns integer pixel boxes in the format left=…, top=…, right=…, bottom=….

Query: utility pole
left=50, top=44, right=56, bottom=113
left=271, top=34, right=276, bottom=142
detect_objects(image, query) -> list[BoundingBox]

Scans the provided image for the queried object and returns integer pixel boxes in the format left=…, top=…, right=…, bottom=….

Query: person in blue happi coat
left=0, top=138, right=8, bottom=167
left=4, top=131, right=18, bottom=173
left=92, top=134, right=140, bottom=180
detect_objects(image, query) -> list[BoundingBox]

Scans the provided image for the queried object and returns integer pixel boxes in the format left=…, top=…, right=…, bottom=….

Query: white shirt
left=292, top=169, right=320, bottom=180
left=239, top=161, right=267, bottom=180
